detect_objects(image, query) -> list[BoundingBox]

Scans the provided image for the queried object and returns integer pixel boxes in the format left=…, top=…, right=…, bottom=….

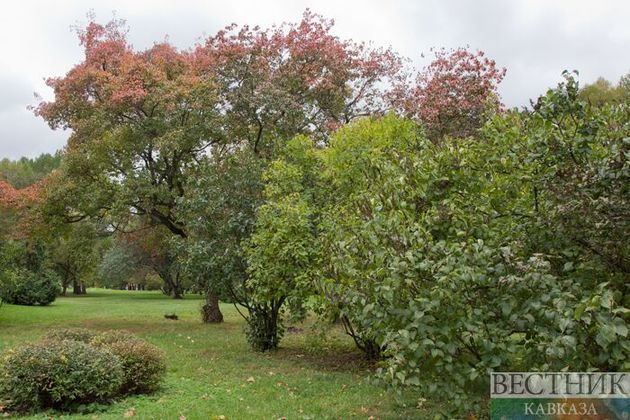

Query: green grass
left=0, top=289, right=426, bottom=419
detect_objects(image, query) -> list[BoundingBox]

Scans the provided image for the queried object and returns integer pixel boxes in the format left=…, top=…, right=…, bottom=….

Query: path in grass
left=0, top=289, right=425, bottom=419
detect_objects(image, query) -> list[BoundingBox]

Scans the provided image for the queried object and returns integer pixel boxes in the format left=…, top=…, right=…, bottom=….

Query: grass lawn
left=0, top=289, right=427, bottom=419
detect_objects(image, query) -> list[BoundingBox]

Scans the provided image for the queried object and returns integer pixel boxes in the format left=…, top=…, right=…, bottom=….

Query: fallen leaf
left=124, top=408, right=136, bottom=418
left=246, top=376, right=255, bottom=383
left=179, top=416, right=186, bottom=420
left=201, top=393, right=209, bottom=400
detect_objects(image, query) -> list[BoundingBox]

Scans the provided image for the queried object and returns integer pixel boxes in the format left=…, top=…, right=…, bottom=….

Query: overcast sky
left=1, top=0, right=629, bottom=159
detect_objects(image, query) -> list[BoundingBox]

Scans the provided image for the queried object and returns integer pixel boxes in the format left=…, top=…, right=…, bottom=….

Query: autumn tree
left=0, top=176, right=60, bottom=306
left=36, top=17, right=223, bottom=313
left=182, top=10, right=405, bottom=322
left=37, top=17, right=219, bottom=236
left=191, top=9, right=404, bottom=156
left=37, top=11, right=403, bottom=319
left=0, top=178, right=44, bottom=240
left=393, top=47, right=506, bottom=140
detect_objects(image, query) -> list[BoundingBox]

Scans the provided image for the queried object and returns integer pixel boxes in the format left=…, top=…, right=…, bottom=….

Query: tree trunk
left=170, top=280, right=184, bottom=299
left=72, top=279, right=87, bottom=295
left=245, top=297, right=286, bottom=351
left=201, top=293, right=223, bottom=323
left=160, top=270, right=184, bottom=299
left=341, top=314, right=382, bottom=360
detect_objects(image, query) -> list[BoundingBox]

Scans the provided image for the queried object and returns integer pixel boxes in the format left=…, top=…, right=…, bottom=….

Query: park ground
left=0, top=289, right=430, bottom=419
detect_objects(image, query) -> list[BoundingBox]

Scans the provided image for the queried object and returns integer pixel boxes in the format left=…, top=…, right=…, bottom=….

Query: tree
left=36, top=17, right=221, bottom=309
left=192, top=9, right=404, bottom=156
left=578, top=73, right=630, bottom=106
left=528, top=71, right=629, bottom=276
left=0, top=180, right=41, bottom=210
left=36, top=17, right=219, bottom=237
left=180, top=10, right=406, bottom=322
left=180, top=150, right=264, bottom=323
left=316, top=115, right=422, bottom=359
left=241, top=136, right=320, bottom=351
left=392, top=47, right=506, bottom=140
left=118, top=226, right=188, bottom=298
left=0, top=153, right=62, bottom=189
left=0, top=239, right=60, bottom=306
left=47, top=222, right=101, bottom=295
left=0, top=164, right=61, bottom=306
left=97, top=239, right=147, bottom=290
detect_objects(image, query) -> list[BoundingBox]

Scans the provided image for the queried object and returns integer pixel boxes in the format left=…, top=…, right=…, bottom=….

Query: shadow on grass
left=272, top=346, right=377, bottom=373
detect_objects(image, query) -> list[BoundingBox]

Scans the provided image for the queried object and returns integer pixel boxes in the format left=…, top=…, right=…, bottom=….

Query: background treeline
left=0, top=11, right=628, bottom=417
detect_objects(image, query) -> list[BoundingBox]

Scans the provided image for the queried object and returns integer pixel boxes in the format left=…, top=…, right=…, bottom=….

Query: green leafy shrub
left=311, top=99, right=629, bottom=416
left=90, top=330, right=166, bottom=394
left=0, top=268, right=60, bottom=306
left=243, top=137, right=321, bottom=351
left=0, top=340, right=123, bottom=412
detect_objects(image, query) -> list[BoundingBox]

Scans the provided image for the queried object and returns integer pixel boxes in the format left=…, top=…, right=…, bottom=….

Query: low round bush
left=37, top=329, right=167, bottom=396
left=0, top=340, right=123, bottom=412
left=89, top=330, right=166, bottom=394
left=0, top=268, right=60, bottom=306
left=43, top=327, right=99, bottom=343
left=101, top=339, right=167, bottom=394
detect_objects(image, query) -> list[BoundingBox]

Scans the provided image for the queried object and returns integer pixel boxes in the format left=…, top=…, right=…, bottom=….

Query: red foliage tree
left=392, top=47, right=506, bottom=140
left=0, top=179, right=43, bottom=239
left=191, top=9, right=404, bottom=154
left=35, top=11, right=404, bottom=235
left=0, top=180, right=40, bottom=208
